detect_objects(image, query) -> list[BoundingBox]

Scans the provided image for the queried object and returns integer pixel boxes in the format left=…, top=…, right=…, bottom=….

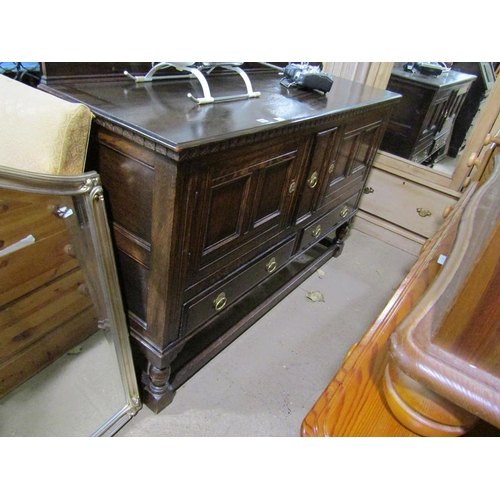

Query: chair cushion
left=0, top=75, right=93, bottom=175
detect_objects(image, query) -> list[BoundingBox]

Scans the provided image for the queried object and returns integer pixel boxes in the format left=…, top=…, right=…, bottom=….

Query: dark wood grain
left=381, top=64, right=476, bottom=164
left=40, top=67, right=399, bottom=412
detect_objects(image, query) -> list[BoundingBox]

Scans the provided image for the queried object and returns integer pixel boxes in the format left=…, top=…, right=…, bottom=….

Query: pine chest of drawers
left=40, top=68, right=400, bottom=412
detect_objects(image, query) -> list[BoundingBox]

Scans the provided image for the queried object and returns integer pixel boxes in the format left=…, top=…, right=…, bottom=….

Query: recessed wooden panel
left=295, top=127, right=339, bottom=223
left=192, top=143, right=303, bottom=281
left=115, top=249, right=149, bottom=323
left=321, top=121, right=381, bottom=209
left=97, top=144, right=154, bottom=244
left=252, top=157, right=294, bottom=228
left=203, top=174, right=251, bottom=252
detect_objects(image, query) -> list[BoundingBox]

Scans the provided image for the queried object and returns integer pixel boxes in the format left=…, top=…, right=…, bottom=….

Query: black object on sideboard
left=39, top=63, right=400, bottom=413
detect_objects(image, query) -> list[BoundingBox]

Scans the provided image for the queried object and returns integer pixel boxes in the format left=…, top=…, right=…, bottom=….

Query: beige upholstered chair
left=0, top=74, right=93, bottom=175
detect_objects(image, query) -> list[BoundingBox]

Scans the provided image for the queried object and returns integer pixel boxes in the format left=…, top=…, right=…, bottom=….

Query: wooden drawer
left=0, top=266, right=97, bottom=398
left=359, top=167, right=459, bottom=239
left=0, top=189, right=80, bottom=305
left=297, top=190, right=359, bottom=253
left=181, top=238, right=295, bottom=336
left=429, top=131, right=450, bottom=156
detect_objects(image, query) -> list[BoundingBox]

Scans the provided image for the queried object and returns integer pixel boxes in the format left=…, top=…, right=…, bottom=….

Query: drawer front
left=181, top=238, right=295, bottom=336
left=297, top=190, right=359, bottom=253
left=429, top=131, right=450, bottom=156
left=359, top=167, right=459, bottom=239
left=0, top=268, right=95, bottom=366
left=411, top=143, right=432, bottom=163
left=0, top=189, right=79, bottom=305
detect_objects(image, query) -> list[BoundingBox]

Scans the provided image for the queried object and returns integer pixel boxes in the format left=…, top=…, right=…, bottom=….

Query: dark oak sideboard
left=40, top=67, right=400, bottom=412
left=381, top=65, right=476, bottom=165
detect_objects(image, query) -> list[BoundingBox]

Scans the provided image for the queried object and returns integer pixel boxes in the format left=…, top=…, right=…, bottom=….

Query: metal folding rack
left=124, top=62, right=261, bottom=105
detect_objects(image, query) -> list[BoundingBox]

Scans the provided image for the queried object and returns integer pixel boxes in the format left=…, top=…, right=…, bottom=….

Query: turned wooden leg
left=383, top=361, right=478, bottom=436
left=332, top=222, right=349, bottom=258
left=141, top=362, right=176, bottom=414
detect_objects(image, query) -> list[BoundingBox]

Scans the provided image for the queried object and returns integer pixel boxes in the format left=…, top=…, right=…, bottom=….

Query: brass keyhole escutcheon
left=289, top=180, right=297, bottom=194
left=328, top=162, right=335, bottom=174
left=266, top=257, right=277, bottom=273
left=308, top=171, right=319, bottom=189
left=312, top=224, right=322, bottom=238
left=340, top=206, right=349, bottom=218
left=213, top=292, right=227, bottom=311
left=417, top=208, right=432, bottom=217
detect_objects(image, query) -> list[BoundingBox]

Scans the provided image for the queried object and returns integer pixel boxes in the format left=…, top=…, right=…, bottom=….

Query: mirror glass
left=0, top=167, right=141, bottom=436
left=381, top=62, right=498, bottom=178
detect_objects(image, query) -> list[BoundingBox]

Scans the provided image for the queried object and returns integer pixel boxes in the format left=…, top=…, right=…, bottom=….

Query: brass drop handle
left=363, top=187, right=374, bottom=194
left=417, top=208, right=432, bottom=217
left=213, top=292, right=227, bottom=312
left=308, top=171, right=319, bottom=189
left=312, top=224, right=322, bottom=238
left=442, top=205, right=453, bottom=218
left=340, top=206, right=349, bottom=218
left=266, top=257, right=278, bottom=273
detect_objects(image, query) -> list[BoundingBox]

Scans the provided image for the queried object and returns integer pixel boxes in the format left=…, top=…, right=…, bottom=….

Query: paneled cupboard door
left=186, top=138, right=308, bottom=285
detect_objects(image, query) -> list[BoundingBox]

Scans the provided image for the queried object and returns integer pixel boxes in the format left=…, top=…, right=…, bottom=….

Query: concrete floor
left=0, top=228, right=418, bottom=437
left=115, top=228, right=416, bottom=437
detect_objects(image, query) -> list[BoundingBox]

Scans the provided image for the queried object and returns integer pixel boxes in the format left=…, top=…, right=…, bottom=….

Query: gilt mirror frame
left=0, top=165, right=141, bottom=436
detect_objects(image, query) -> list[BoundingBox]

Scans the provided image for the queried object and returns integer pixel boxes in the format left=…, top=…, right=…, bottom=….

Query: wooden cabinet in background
left=40, top=66, right=400, bottom=413
left=381, top=64, right=476, bottom=165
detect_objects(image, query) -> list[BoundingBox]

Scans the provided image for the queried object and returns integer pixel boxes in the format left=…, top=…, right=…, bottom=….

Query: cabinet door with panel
left=185, top=137, right=309, bottom=292
left=295, top=114, right=385, bottom=227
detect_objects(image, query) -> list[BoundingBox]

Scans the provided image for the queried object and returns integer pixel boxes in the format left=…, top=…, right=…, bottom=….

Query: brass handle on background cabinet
left=340, top=206, right=349, bottom=218
left=266, top=257, right=278, bottom=273
left=308, top=171, right=319, bottom=188
left=328, top=162, right=335, bottom=174
left=312, top=224, right=322, bottom=238
left=289, top=180, right=297, bottom=194
left=213, top=292, right=227, bottom=311
left=417, top=208, right=432, bottom=217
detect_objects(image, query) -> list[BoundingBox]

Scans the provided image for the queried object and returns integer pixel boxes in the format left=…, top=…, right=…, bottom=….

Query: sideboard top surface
left=41, top=71, right=400, bottom=153
left=390, top=64, right=477, bottom=90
